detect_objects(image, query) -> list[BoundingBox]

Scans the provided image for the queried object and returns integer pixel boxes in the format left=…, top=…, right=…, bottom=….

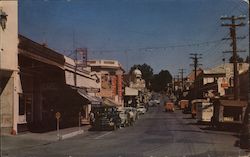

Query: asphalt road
left=4, top=105, right=250, bottom=157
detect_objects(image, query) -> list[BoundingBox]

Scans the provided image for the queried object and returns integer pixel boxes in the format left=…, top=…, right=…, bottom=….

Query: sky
left=19, top=0, right=249, bottom=76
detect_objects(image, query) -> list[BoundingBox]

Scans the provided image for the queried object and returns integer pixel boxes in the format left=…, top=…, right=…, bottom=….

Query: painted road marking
left=94, top=132, right=112, bottom=139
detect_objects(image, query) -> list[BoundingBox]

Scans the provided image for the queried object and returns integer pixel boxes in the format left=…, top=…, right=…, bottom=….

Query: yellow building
left=0, top=0, right=20, bottom=134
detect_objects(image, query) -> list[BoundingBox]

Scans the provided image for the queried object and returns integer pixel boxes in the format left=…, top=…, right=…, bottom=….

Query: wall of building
left=88, top=60, right=124, bottom=105
left=0, top=1, right=18, bottom=71
left=0, top=1, right=19, bottom=135
left=0, top=76, right=14, bottom=133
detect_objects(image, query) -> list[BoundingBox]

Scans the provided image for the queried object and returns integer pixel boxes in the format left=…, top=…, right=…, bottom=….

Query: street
left=3, top=103, right=249, bottom=157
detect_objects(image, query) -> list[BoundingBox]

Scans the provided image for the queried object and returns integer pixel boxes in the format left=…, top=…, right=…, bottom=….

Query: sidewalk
left=1, top=125, right=91, bottom=152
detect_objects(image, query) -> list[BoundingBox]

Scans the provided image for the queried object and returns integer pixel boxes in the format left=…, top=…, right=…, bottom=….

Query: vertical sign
left=55, top=112, right=61, bottom=140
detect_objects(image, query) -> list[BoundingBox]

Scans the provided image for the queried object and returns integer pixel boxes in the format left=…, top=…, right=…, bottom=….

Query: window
left=19, top=94, right=25, bottom=115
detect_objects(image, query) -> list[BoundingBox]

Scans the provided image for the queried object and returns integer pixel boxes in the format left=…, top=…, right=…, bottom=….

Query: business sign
left=55, top=112, right=61, bottom=119
left=221, top=78, right=229, bottom=88
left=221, top=83, right=229, bottom=88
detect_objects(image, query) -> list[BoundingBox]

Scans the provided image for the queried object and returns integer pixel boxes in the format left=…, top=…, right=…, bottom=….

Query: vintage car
left=90, top=106, right=121, bottom=131
left=137, top=106, right=147, bottom=114
left=124, top=107, right=138, bottom=125
left=117, top=107, right=130, bottom=127
left=211, top=99, right=247, bottom=129
left=191, top=99, right=209, bottom=119
left=164, top=101, right=175, bottom=112
left=179, top=100, right=189, bottom=110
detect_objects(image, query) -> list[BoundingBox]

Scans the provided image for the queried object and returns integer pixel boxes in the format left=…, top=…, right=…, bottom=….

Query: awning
left=77, top=89, right=102, bottom=105
left=103, top=98, right=121, bottom=107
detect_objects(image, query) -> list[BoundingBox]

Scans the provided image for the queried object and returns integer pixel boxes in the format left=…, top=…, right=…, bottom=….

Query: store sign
left=221, top=83, right=229, bottom=88
left=55, top=112, right=61, bottom=119
left=221, top=78, right=229, bottom=88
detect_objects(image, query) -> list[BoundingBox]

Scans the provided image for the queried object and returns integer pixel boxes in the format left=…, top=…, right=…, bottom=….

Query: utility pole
left=74, top=48, right=88, bottom=87
left=221, top=15, right=245, bottom=100
left=179, top=68, right=186, bottom=91
left=190, top=53, right=202, bottom=98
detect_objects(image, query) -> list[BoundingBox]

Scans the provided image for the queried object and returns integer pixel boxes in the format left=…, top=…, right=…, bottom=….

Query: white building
left=129, top=69, right=146, bottom=91
left=0, top=1, right=19, bottom=134
left=197, top=63, right=249, bottom=97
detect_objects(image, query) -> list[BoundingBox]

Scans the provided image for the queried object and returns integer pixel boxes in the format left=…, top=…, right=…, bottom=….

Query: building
left=88, top=60, right=124, bottom=106
left=18, top=35, right=101, bottom=133
left=195, top=63, right=249, bottom=98
left=185, top=68, right=203, bottom=90
left=129, top=69, right=146, bottom=91
left=239, top=70, right=249, bottom=100
left=0, top=1, right=19, bottom=134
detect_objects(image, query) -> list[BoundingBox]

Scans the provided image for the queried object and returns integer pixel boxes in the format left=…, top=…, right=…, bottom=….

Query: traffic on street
left=3, top=97, right=249, bottom=157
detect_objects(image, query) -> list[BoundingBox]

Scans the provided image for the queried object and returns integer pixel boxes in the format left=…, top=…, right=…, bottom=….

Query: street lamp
left=0, top=9, right=8, bottom=31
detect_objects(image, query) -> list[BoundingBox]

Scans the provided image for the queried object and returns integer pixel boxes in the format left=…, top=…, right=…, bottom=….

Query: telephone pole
left=179, top=68, right=186, bottom=91
left=74, top=48, right=88, bottom=87
left=190, top=53, right=202, bottom=98
left=221, top=15, right=246, bottom=100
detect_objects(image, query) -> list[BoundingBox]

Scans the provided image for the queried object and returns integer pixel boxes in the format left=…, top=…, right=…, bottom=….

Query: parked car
left=154, top=99, right=160, bottom=105
left=148, top=100, right=157, bottom=107
left=148, top=99, right=160, bottom=107
left=90, top=106, right=121, bottom=131
left=117, top=108, right=130, bottom=127
left=137, top=106, right=147, bottom=114
left=124, top=107, right=138, bottom=125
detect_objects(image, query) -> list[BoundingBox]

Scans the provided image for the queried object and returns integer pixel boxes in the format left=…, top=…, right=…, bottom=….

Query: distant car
left=137, top=106, right=147, bottom=114
left=148, top=99, right=159, bottom=107
left=154, top=99, right=160, bottom=104
left=164, top=102, right=174, bottom=112
left=148, top=100, right=156, bottom=107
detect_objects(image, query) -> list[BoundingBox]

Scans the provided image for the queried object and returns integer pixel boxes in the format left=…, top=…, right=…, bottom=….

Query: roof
left=87, top=59, right=125, bottom=72
left=204, top=63, right=249, bottom=75
left=18, top=35, right=65, bottom=68
left=187, top=68, right=203, bottom=81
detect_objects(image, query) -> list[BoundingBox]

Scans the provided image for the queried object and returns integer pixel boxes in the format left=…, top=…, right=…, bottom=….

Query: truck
left=191, top=99, right=209, bottom=119
left=196, top=102, right=213, bottom=123
left=211, top=99, right=247, bottom=129
left=179, top=100, right=189, bottom=110
left=164, top=101, right=175, bottom=112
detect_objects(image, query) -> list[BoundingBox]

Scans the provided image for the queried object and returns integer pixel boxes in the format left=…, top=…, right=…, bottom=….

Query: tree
left=229, top=54, right=244, bottom=63
left=129, top=63, right=153, bottom=88
left=150, top=70, right=172, bottom=92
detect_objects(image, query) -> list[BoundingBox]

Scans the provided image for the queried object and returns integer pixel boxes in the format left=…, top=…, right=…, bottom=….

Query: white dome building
left=130, top=68, right=145, bottom=91
left=133, top=68, right=142, bottom=79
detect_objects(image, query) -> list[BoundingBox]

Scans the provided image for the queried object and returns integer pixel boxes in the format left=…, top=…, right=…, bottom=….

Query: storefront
left=18, top=35, right=101, bottom=132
